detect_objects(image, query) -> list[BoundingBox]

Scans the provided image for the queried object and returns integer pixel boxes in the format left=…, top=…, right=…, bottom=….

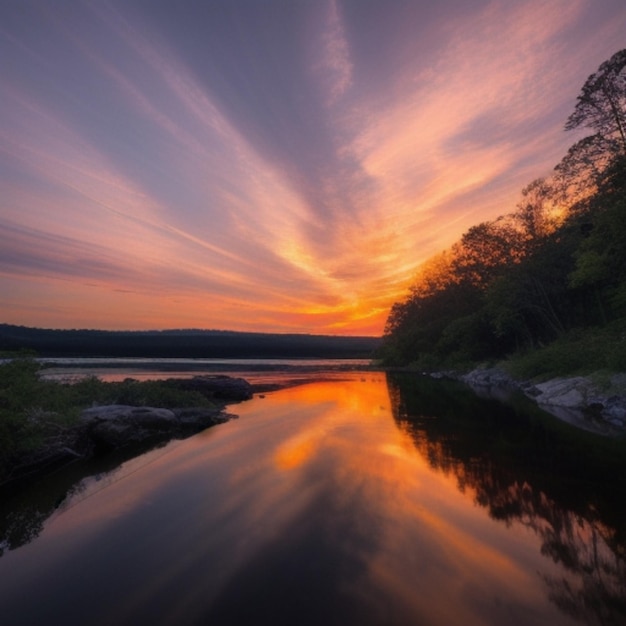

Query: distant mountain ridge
left=0, top=324, right=381, bottom=359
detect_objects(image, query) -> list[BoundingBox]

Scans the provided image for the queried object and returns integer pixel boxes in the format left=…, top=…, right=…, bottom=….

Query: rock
left=81, top=405, right=179, bottom=449
left=516, top=376, right=626, bottom=433
left=80, top=404, right=236, bottom=452
left=603, top=396, right=626, bottom=421
left=80, top=404, right=236, bottom=451
left=81, top=405, right=178, bottom=426
left=533, top=377, right=588, bottom=406
left=80, top=405, right=178, bottom=431
left=78, top=375, right=255, bottom=453
left=460, top=368, right=515, bottom=388
left=458, top=368, right=518, bottom=402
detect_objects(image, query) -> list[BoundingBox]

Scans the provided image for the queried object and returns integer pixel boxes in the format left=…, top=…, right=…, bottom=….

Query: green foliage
left=102, top=379, right=210, bottom=409
left=0, top=359, right=50, bottom=468
left=407, top=352, right=448, bottom=372
left=435, top=312, right=496, bottom=364
left=505, top=322, right=626, bottom=380
left=570, top=183, right=626, bottom=310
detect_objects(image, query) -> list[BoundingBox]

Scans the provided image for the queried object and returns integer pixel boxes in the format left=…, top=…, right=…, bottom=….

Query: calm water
left=1, top=369, right=625, bottom=625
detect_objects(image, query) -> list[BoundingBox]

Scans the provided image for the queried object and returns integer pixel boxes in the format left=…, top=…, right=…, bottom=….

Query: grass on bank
left=0, top=357, right=213, bottom=476
left=502, top=320, right=626, bottom=383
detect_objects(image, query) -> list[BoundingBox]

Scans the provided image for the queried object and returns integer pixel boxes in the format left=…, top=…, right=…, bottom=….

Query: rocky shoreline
left=456, top=367, right=626, bottom=435
left=3, top=375, right=255, bottom=485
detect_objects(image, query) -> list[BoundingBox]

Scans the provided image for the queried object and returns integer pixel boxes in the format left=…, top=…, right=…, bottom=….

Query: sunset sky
left=1, top=0, right=625, bottom=336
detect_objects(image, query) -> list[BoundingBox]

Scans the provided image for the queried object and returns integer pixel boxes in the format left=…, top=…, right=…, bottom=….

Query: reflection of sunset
left=275, top=434, right=320, bottom=471
left=273, top=376, right=391, bottom=470
left=258, top=380, right=586, bottom=623
left=1, top=375, right=607, bottom=624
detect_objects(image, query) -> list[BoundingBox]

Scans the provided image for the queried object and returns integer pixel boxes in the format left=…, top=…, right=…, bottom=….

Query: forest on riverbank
left=379, top=49, right=626, bottom=378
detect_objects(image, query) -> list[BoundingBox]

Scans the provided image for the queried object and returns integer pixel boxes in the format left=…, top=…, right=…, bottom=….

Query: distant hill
left=0, top=324, right=381, bottom=359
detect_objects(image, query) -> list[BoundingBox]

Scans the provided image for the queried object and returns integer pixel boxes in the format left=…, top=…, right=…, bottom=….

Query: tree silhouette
left=565, top=49, right=626, bottom=156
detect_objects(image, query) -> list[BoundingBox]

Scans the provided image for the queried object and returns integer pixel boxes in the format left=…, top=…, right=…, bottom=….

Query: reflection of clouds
left=0, top=377, right=588, bottom=624
left=237, top=380, right=570, bottom=623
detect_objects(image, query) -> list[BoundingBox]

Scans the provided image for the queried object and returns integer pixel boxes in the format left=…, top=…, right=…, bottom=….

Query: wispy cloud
left=342, top=0, right=592, bottom=259
left=317, top=0, right=353, bottom=106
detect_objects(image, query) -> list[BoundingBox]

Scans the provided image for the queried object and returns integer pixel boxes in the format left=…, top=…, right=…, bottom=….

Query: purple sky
left=1, top=0, right=625, bottom=335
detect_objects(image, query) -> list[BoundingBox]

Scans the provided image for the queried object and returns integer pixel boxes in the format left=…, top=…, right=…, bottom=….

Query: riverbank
left=0, top=365, right=257, bottom=487
left=456, top=367, right=626, bottom=435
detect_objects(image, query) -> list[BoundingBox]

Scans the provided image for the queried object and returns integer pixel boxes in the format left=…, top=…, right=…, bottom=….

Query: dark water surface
left=1, top=371, right=625, bottom=625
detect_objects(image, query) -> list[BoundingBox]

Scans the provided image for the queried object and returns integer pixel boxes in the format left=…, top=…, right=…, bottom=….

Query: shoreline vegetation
left=0, top=357, right=258, bottom=487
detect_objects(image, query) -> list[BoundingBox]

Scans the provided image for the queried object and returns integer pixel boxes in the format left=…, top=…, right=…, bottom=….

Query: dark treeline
left=381, top=50, right=626, bottom=372
left=0, top=324, right=381, bottom=359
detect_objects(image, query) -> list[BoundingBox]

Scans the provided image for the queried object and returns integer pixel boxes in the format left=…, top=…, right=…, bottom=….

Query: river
left=0, top=363, right=624, bottom=625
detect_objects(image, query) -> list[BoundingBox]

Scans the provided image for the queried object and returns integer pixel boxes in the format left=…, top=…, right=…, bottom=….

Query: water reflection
left=0, top=438, right=182, bottom=555
left=388, top=372, right=626, bottom=626
left=0, top=374, right=624, bottom=625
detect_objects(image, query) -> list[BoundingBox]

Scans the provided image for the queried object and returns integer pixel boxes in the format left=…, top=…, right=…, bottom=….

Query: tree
left=565, top=49, right=626, bottom=156
left=553, top=135, right=612, bottom=208
left=569, top=155, right=626, bottom=320
left=554, top=50, right=626, bottom=213
left=513, top=178, right=560, bottom=250
left=451, top=218, right=522, bottom=288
